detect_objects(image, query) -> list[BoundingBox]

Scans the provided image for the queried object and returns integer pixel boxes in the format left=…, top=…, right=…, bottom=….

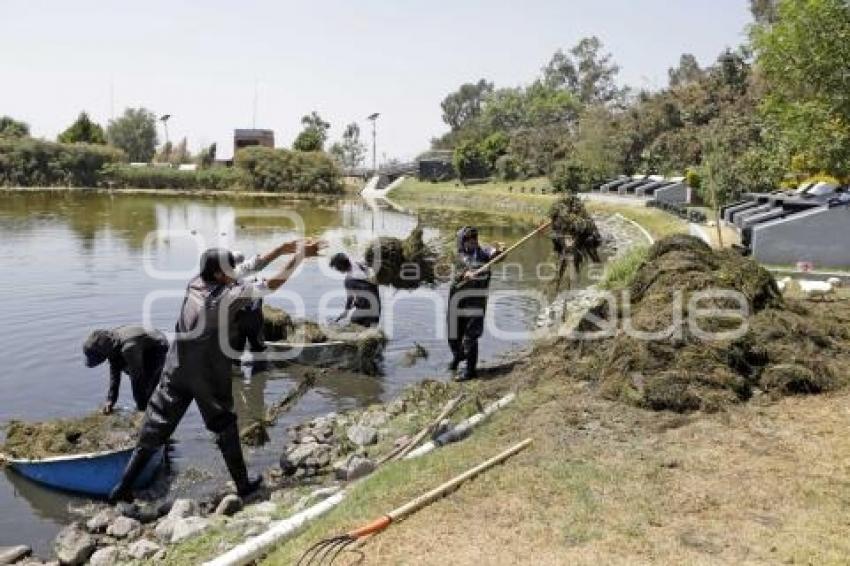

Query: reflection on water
left=0, top=190, right=587, bottom=555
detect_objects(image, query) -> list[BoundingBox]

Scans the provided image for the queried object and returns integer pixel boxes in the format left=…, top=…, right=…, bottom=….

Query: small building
left=416, top=150, right=455, bottom=182
left=233, top=129, right=275, bottom=156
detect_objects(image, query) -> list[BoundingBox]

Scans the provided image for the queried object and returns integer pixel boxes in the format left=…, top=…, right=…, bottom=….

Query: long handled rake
left=296, top=437, right=533, bottom=565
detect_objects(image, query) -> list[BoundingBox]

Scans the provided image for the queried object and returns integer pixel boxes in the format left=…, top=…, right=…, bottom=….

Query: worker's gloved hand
left=101, top=401, right=115, bottom=415
left=301, top=239, right=326, bottom=258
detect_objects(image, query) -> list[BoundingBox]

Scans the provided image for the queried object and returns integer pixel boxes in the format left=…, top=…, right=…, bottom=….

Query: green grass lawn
left=390, top=177, right=689, bottom=240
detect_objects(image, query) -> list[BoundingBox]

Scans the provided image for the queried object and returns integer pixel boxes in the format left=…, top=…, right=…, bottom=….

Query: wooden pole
left=456, top=221, right=552, bottom=290
left=388, top=438, right=533, bottom=521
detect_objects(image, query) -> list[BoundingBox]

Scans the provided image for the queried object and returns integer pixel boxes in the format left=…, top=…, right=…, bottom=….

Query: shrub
left=0, top=138, right=124, bottom=187
left=685, top=168, right=701, bottom=189
left=100, top=164, right=199, bottom=190
left=494, top=154, right=524, bottom=181
left=549, top=159, right=589, bottom=193
left=235, top=146, right=343, bottom=194
left=452, top=140, right=489, bottom=180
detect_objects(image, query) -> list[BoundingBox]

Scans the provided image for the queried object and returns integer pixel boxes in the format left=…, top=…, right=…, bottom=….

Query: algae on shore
left=2, top=411, right=143, bottom=460
left=564, top=235, right=849, bottom=412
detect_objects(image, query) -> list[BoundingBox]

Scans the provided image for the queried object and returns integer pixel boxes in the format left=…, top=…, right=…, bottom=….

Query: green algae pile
left=567, top=235, right=850, bottom=412
left=2, top=411, right=143, bottom=460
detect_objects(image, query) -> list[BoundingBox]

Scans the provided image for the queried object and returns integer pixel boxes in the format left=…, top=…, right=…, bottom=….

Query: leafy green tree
left=750, top=0, right=779, bottom=24
left=452, top=140, right=488, bottom=180
left=542, top=37, right=625, bottom=105
left=107, top=108, right=158, bottom=162
left=293, top=111, right=330, bottom=151
left=58, top=112, right=106, bottom=144
left=668, top=54, right=704, bottom=88
left=329, top=122, right=367, bottom=168
left=752, top=0, right=850, bottom=176
left=479, top=132, right=509, bottom=170
left=0, top=116, right=29, bottom=138
left=440, top=79, right=494, bottom=131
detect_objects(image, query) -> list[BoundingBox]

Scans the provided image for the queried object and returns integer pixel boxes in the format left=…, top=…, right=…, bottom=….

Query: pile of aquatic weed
left=263, top=304, right=294, bottom=341
left=564, top=234, right=850, bottom=412
left=365, top=225, right=437, bottom=289
left=2, top=411, right=143, bottom=459
left=549, top=194, right=602, bottom=269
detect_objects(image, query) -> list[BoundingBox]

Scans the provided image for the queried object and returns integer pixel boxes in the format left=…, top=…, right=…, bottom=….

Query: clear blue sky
left=1, top=0, right=752, bottom=161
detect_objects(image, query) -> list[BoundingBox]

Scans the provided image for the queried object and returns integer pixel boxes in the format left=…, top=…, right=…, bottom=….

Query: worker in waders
left=329, top=252, right=381, bottom=327
left=108, top=240, right=322, bottom=503
left=83, top=326, right=170, bottom=414
left=229, top=242, right=300, bottom=363
left=447, top=226, right=503, bottom=381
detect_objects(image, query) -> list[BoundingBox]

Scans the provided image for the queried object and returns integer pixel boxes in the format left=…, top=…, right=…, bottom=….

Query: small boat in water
left=3, top=446, right=163, bottom=498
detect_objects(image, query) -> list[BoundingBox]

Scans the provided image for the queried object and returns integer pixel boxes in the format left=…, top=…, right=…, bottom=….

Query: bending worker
left=109, top=239, right=322, bottom=503
left=447, top=226, right=503, bottom=381
left=329, top=252, right=381, bottom=327
left=83, top=326, right=169, bottom=414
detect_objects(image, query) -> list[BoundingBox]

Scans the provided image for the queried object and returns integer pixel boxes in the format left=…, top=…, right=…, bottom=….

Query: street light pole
left=367, top=112, right=379, bottom=174
left=159, top=114, right=172, bottom=147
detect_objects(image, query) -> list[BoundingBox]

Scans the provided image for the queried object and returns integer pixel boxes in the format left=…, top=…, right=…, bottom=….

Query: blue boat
left=4, top=447, right=163, bottom=498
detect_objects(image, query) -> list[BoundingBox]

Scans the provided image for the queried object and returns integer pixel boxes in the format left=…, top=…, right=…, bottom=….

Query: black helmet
left=200, top=248, right=236, bottom=283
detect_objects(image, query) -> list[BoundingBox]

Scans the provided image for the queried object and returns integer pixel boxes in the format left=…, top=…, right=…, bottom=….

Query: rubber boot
left=108, top=446, right=155, bottom=504
left=460, top=341, right=478, bottom=381
left=217, top=424, right=262, bottom=497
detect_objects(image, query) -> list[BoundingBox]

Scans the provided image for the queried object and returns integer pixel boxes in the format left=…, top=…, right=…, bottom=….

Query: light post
left=159, top=114, right=172, bottom=147
left=366, top=112, right=379, bottom=174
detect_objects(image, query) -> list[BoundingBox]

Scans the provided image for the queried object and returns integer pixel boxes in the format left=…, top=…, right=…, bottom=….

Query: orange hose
left=348, top=515, right=392, bottom=539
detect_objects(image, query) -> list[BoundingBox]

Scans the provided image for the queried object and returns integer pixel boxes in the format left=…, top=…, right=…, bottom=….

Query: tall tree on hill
left=107, top=108, right=158, bottom=162
left=668, top=54, right=704, bottom=88
left=58, top=112, right=106, bottom=144
left=440, top=79, right=494, bottom=131
left=0, top=116, right=29, bottom=138
left=542, top=37, right=626, bottom=106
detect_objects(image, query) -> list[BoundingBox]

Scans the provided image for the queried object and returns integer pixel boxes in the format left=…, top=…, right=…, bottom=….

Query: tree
left=170, top=137, right=192, bottom=164
left=197, top=143, right=217, bottom=168
left=750, top=0, right=779, bottom=24
left=668, top=54, right=704, bottom=88
left=155, top=141, right=172, bottom=163
left=329, top=122, right=367, bottom=169
left=452, top=140, right=488, bottom=180
left=542, top=37, right=625, bottom=105
left=58, top=112, right=106, bottom=144
left=752, top=0, right=850, bottom=176
left=293, top=111, right=330, bottom=151
left=440, top=79, right=494, bottom=131
left=107, top=108, right=158, bottom=162
left=0, top=116, right=29, bottom=138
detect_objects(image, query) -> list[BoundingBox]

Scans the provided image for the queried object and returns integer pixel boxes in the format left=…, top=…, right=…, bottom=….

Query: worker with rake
left=447, top=226, right=503, bottom=381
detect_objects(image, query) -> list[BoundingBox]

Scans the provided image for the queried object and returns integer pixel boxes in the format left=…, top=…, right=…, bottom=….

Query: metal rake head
left=296, top=534, right=359, bottom=566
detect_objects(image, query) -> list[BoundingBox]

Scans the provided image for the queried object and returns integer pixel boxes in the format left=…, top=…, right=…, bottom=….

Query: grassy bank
left=390, top=177, right=688, bottom=239
left=260, top=371, right=850, bottom=565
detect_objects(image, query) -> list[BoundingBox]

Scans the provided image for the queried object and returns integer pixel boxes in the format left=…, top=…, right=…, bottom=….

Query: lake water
left=0, top=190, right=592, bottom=555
